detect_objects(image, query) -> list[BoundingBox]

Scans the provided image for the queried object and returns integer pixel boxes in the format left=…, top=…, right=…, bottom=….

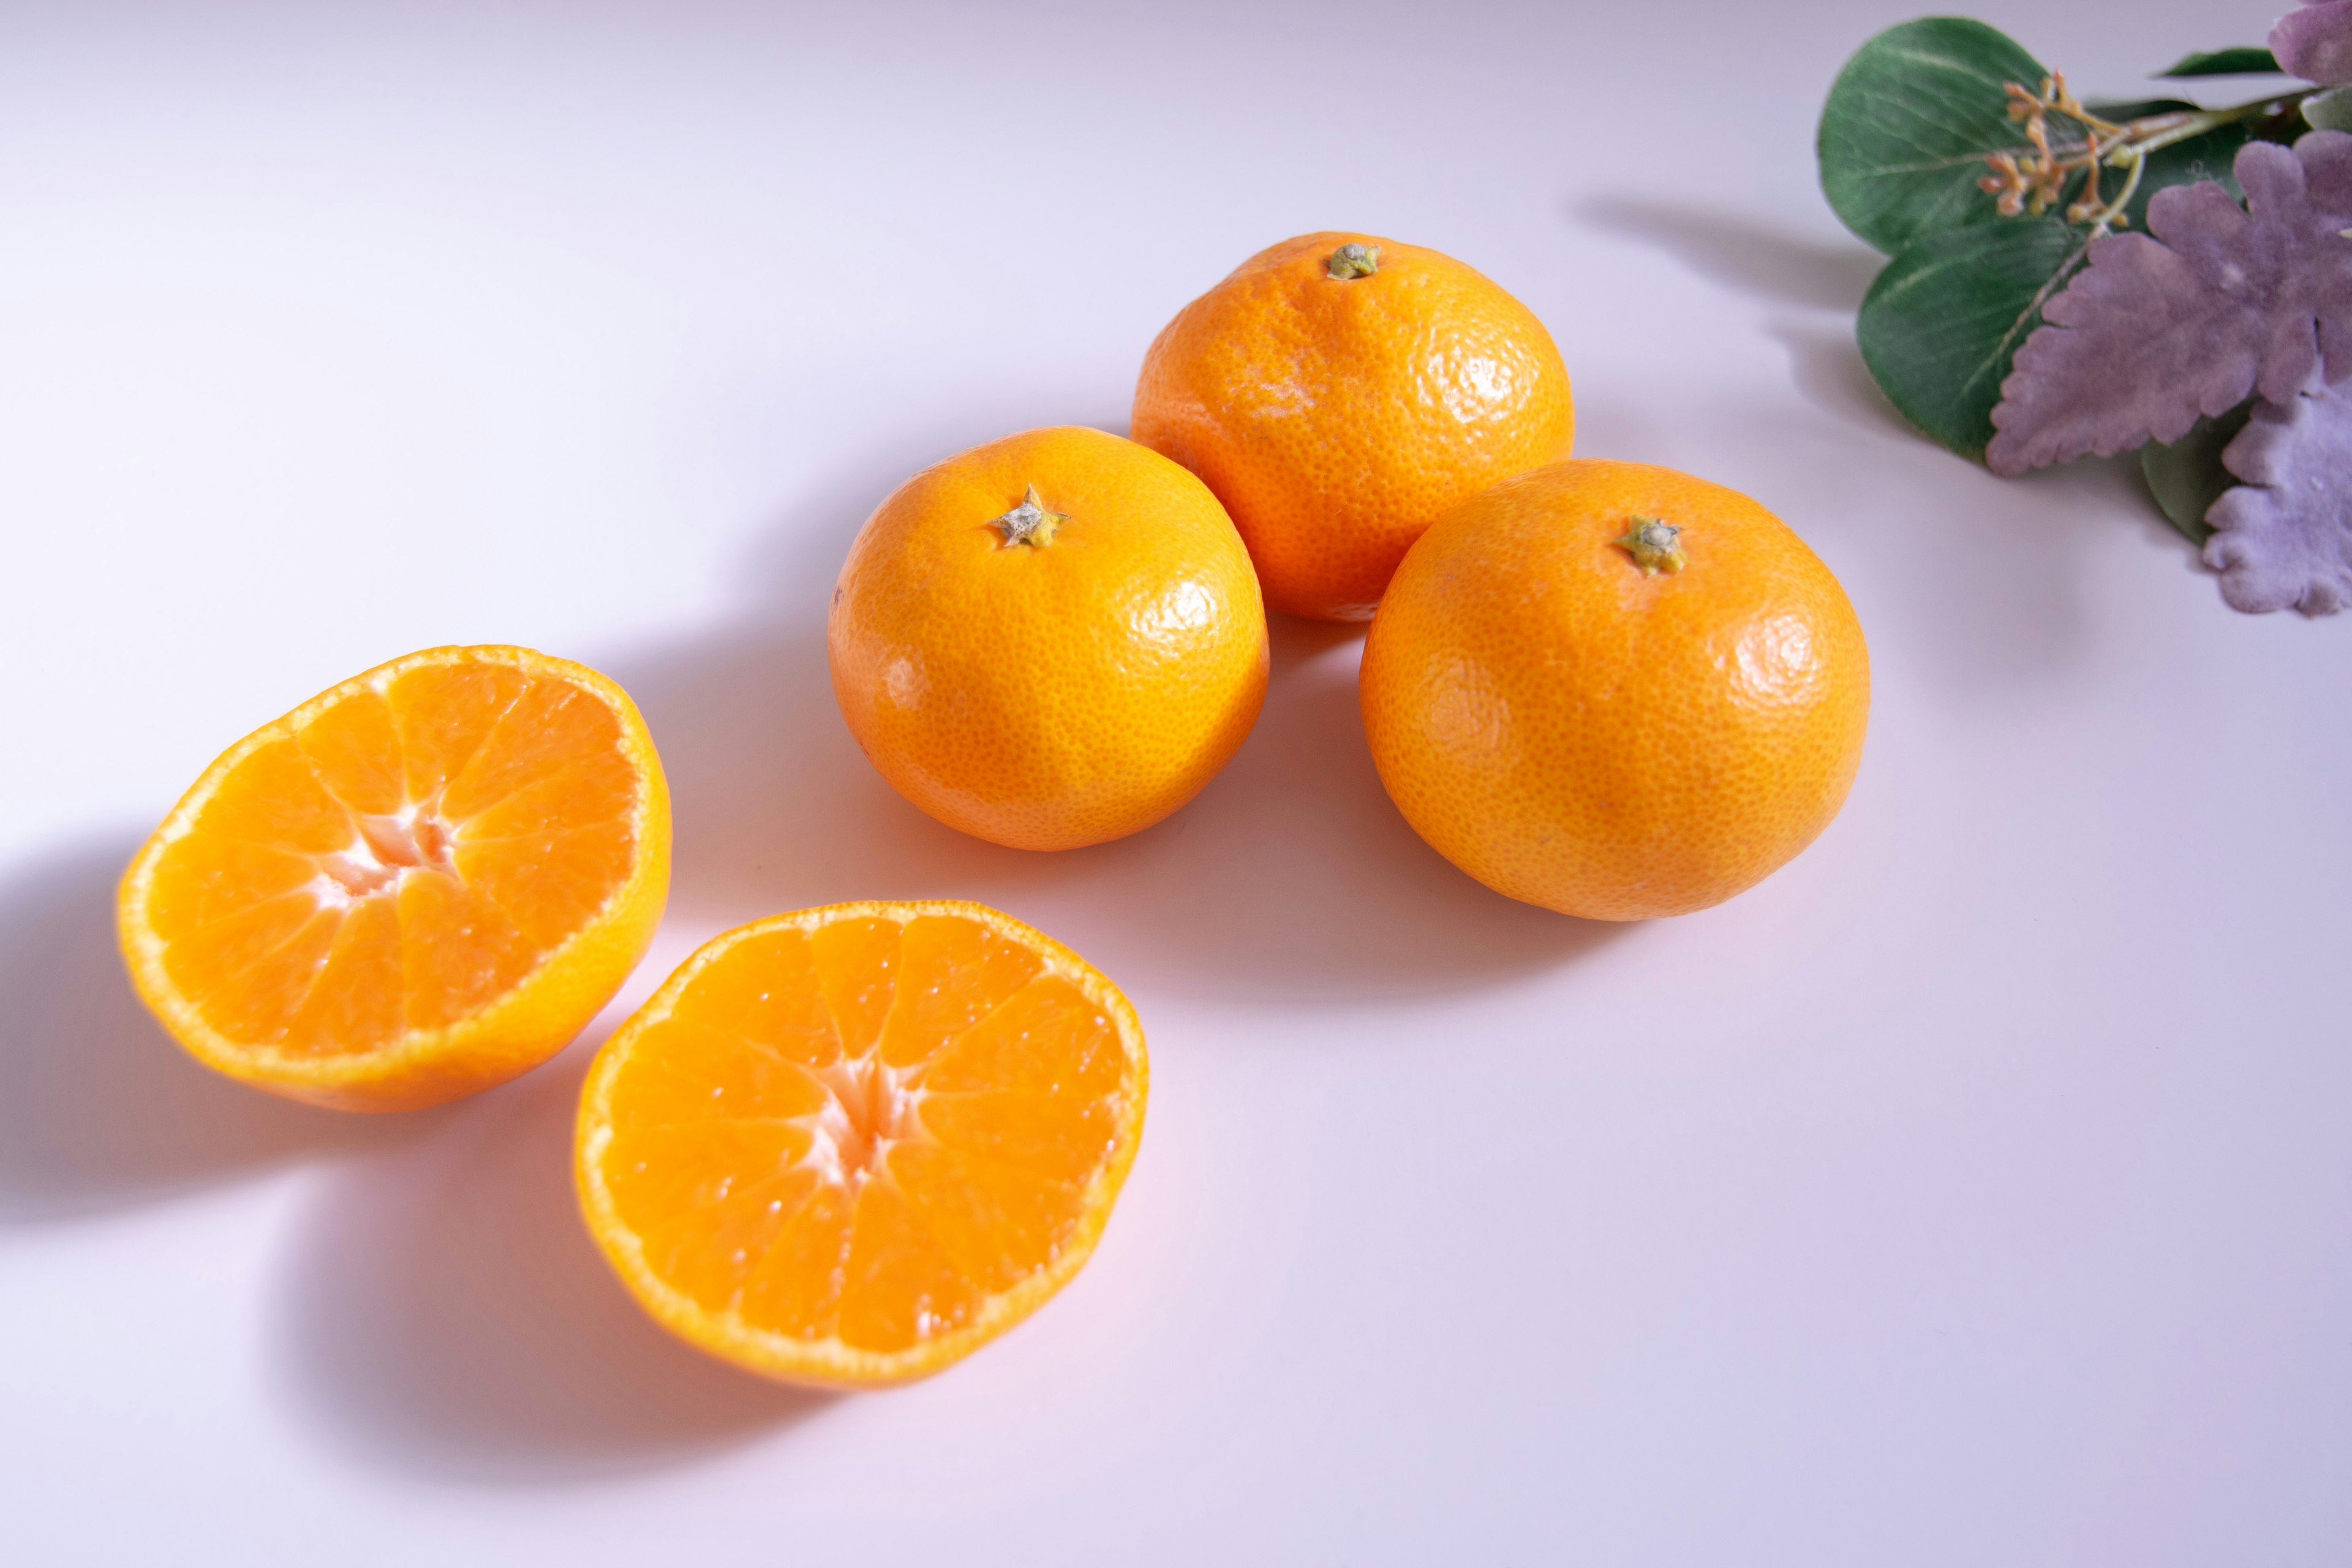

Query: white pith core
left=796, top=1057, right=925, bottom=1191
left=306, top=800, right=459, bottom=908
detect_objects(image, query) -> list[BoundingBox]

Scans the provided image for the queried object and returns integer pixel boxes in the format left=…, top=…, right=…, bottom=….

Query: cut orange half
left=118, top=644, right=670, bottom=1112
left=576, top=900, right=1148, bottom=1389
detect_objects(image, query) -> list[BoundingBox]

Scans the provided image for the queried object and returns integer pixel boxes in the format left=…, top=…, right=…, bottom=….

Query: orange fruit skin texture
left=829, top=425, right=1268, bottom=851
left=117, top=646, right=671, bottom=1111
left=1131, top=231, right=1575, bottom=622
left=575, top=900, right=1147, bottom=1389
left=1360, top=460, right=1869, bottom=921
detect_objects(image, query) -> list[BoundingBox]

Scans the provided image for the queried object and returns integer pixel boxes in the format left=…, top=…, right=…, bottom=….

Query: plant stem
left=1986, top=79, right=2316, bottom=228
left=2083, top=152, right=2147, bottom=232
left=2114, top=89, right=2312, bottom=160
left=2078, top=90, right=2313, bottom=230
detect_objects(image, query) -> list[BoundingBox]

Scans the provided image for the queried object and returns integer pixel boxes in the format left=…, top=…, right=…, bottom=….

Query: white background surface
left=4, top=1, right=2346, bottom=1561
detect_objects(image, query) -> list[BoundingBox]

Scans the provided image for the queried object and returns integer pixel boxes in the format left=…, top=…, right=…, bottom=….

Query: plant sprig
left=1817, top=9, right=2352, bottom=617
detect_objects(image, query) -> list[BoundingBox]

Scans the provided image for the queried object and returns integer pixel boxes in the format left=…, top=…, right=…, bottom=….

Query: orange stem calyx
left=1325, top=242, right=1381, bottom=280
left=991, top=484, right=1066, bottom=548
left=1614, top=517, right=1687, bottom=576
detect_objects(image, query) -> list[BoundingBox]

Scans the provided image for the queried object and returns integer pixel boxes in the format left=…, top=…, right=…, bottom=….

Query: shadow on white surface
left=0, top=838, right=435, bottom=1225
left=1577, top=195, right=1883, bottom=314
left=1761, top=316, right=1920, bottom=444
left=602, top=443, right=1620, bottom=1000
left=276, top=1047, right=830, bottom=1483
left=1574, top=192, right=1913, bottom=444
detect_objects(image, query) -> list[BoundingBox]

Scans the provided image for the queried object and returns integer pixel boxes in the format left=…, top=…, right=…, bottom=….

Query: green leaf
left=1856, top=217, right=2088, bottom=460
left=2155, top=47, right=2282, bottom=78
left=2307, top=86, right=2352, bottom=133
left=2139, top=402, right=2255, bottom=545
left=1819, top=17, right=2050, bottom=254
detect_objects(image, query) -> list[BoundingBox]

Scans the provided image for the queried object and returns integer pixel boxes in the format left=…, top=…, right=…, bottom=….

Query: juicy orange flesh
left=598, top=913, right=1129, bottom=1355
left=143, top=662, right=639, bottom=1054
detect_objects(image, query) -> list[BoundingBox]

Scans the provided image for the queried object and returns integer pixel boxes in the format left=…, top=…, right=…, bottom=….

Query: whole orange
left=829, top=425, right=1268, bottom=851
left=1131, top=231, right=1574, bottom=622
left=1359, top=459, right=1869, bottom=920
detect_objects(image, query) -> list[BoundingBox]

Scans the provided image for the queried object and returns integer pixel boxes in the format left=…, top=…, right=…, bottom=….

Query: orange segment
left=295, top=687, right=405, bottom=815
left=118, top=644, right=671, bottom=1111
left=576, top=900, right=1148, bottom=1388
left=875, top=913, right=1044, bottom=1068
left=740, top=1186, right=858, bottom=1341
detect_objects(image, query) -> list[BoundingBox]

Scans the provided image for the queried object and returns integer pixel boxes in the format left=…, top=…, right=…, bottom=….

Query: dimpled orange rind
left=1360, top=459, right=1869, bottom=920
left=1133, top=231, right=1574, bottom=621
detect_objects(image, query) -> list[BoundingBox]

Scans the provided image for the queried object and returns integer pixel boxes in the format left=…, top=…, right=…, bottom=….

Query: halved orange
left=118, top=644, right=670, bottom=1112
left=576, top=900, right=1148, bottom=1389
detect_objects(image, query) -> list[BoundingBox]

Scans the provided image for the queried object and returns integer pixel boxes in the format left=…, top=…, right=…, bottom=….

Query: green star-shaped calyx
left=991, top=484, right=1066, bottom=548
left=1613, top=516, right=1686, bottom=576
left=1325, top=243, right=1381, bottom=280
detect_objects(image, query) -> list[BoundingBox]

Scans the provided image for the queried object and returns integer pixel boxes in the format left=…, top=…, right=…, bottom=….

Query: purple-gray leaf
left=1984, top=132, right=2352, bottom=475
left=2203, top=377, right=2352, bottom=614
left=2273, top=1, right=2352, bottom=85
